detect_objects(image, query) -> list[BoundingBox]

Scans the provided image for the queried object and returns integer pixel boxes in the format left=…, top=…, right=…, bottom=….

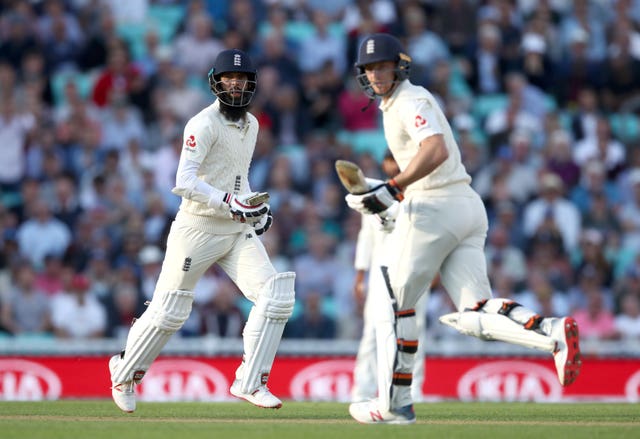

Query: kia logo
left=624, top=369, right=640, bottom=402
left=0, top=359, right=62, bottom=401
left=290, top=359, right=355, bottom=401
left=458, top=361, right=562, bottom=401
left=138, top=360, right=229, bottom=401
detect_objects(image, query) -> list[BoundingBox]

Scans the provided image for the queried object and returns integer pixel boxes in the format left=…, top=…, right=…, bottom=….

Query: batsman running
left=108, top=49, right=295, bottom=413
left=344, top=33, right=581, bottom=424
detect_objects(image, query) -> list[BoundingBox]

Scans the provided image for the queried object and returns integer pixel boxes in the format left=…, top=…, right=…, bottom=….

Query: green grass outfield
left=0, top=401, right=638, bottom=439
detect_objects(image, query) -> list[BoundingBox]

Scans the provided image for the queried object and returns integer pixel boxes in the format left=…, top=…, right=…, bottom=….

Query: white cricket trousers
left=380, top=184, right=492, bottom=410
left=156, top=220, right=277, bottom=301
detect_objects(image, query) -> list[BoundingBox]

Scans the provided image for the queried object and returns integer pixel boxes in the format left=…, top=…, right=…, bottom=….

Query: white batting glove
left=252, top=209, right=273, bottom=235
left=224, top=192, right=270, bottom=223
left=376, top=201, right=400, bottom=233
left=345, top=179, right=404, bottom=215
left=344, top=177, right=383, bottom=214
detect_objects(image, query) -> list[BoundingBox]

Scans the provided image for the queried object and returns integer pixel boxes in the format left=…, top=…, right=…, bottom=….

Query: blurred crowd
left=1, top=0, right=640, bottom=345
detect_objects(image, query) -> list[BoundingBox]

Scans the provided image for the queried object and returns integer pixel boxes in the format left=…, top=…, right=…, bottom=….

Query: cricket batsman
left=108, top=49, right=295, bottom=413
left=344, top=33, right=581, bottom=424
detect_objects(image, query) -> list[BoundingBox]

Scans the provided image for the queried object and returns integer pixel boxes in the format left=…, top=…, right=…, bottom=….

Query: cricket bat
left=335, top=160, right=369, bottom=194
left=245, top=191, right=270, bottom=206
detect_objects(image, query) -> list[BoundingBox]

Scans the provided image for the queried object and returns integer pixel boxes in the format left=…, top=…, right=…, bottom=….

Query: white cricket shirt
left=379, top=80, right=471, bottom=195
left=176, top=99, right=258, bottom=233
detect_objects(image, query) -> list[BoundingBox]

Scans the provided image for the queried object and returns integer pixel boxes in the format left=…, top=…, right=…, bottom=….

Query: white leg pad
left=440, top=310, right=555, bottom=352
left=237, top=272, right=295, bottom=393
left=111, top=289, right=194, bottom=384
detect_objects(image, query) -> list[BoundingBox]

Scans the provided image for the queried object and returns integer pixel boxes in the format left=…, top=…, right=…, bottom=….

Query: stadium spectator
left=15, top=198, right=71, bottom=270
left=284, top=291, right=337, bottom=339
left=200, top=278, right=245, bottom=338
left=571, top=282, right=618, bottom=341
left=0, top=92, right=36, bottom=194
left=43, top=13, right=81, bottom=73
left=84, top=250, right=114, bottom=302
left=265, top=83, right=311, bottom=146
left=292, top=229, right=341, bottom=299
left=616, top=167, right=640, bottom=252
left=336, top=77, right=379, bottom=131
left=51, top=273, right=107, bottom=339
left=484, top=73, right=545, bottom=152
left=465, top=22, right=506, bottom=95
left=523, top=172, right=582, bottom=254
left=34, top=253, right=65, bottom=297
left=49, top=173, right=83, bottom=229
left=138, top=244, right=162, bottom=301
left=402, top=3, right=450, bottom=84
left=0, top=11, right=41, bottom=71
left=430, top=0, right=477, bottom=56
left=473, top=132, right=538, bottom=205
left=163, top=64, right=209, bottom=123
left=572, top=116, right=626, bottom=178
left=0, top=263, right=52, bottom=335
left=570, top=160, right=621, bottom=216
left=601, top=20, right=640, bottom=112
left=544, top=129, right=581, bottom=190
left=614, top=292, right=640, bottom=339
left=516, top=268, right=571, bottom=317
left=515, top=32, right=555, bottom=92
left=256, top=32, right=301, bottom=88
left=298, top=9, right=347, bottom=75
left=570, top=87, right=601, bottom=141
left=485, top=222, right=528, bottom=285
left=104, top=282, right=145, bottom=339
left=573, top=229, right=614, bottom=288
left=172, top=14, right=224, bottom=77
left=91, top=47, right=143, bottom=108
left=100, top=94, right=147, bottom=152
left=300, top=66, right=343, bottom=132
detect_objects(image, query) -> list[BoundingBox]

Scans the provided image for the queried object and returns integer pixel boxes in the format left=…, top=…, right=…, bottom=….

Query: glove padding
left=252, top=209, right=273, bottom=236
left=375, top=201, right=400, bottom=233
left=225, top=192, right=270, bottom=223
left=346, top=179, right=404, bottom=215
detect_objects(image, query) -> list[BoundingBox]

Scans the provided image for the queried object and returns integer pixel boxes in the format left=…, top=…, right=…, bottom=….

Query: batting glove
left=346, top=179, right=404, bottom=215
left=376, top=201, right=400, bottom=233
left=225, top=192, right=270, bottom=223
left=252, top=209, right=273, bottom=235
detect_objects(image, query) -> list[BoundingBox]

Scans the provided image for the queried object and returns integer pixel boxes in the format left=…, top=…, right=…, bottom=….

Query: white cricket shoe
left=550, top=317, right=582, bottom=386
left=349, top=399, right=416, bottom=424
left=109, top=354, right=136, bottom=413
left=230, top=379, right=282, bottom=409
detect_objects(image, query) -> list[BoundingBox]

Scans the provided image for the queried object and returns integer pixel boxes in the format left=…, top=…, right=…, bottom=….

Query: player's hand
left=345, top=179, right=404, bottom=215
left=252, top=209, right=273, bottom=235
left=225, top=192, right=270, bottom=223
left=376, top=201, right=400, bottom=233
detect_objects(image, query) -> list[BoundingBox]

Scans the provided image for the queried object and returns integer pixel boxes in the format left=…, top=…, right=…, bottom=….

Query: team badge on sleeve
left=185, top=135, right=197, bottom=149
left=414, top=115, right=428, bottom=128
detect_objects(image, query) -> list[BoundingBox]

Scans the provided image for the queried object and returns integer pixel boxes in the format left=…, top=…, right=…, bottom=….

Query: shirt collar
left=379, top=79, right=408, bottom=112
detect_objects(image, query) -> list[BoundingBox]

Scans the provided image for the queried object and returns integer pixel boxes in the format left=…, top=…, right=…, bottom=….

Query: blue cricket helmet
left=355, top=33, right=411, bottom=98
left=208, top=49, right=257, bottom=107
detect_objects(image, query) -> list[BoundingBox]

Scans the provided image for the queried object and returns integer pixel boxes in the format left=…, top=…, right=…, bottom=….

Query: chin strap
left=361, top=98, right=375, bottom=112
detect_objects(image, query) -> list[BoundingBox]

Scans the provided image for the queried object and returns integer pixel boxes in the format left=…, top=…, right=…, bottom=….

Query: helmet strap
left=360, top=97, right=375, bottom=112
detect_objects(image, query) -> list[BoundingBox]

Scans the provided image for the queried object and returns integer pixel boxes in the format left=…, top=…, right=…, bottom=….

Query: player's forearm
left=394, top=134, right=448, bottom=189
left=173, top=157, right=227, bottom=208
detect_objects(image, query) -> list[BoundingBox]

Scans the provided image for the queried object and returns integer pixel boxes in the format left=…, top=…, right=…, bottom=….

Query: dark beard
left=219, top=101, right=248, bottom=122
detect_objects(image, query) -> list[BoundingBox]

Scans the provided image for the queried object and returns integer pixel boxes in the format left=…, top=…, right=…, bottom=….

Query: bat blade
left=246, top=192, right=270, bottom=206
left=335, top=160, right=369, bottom=194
